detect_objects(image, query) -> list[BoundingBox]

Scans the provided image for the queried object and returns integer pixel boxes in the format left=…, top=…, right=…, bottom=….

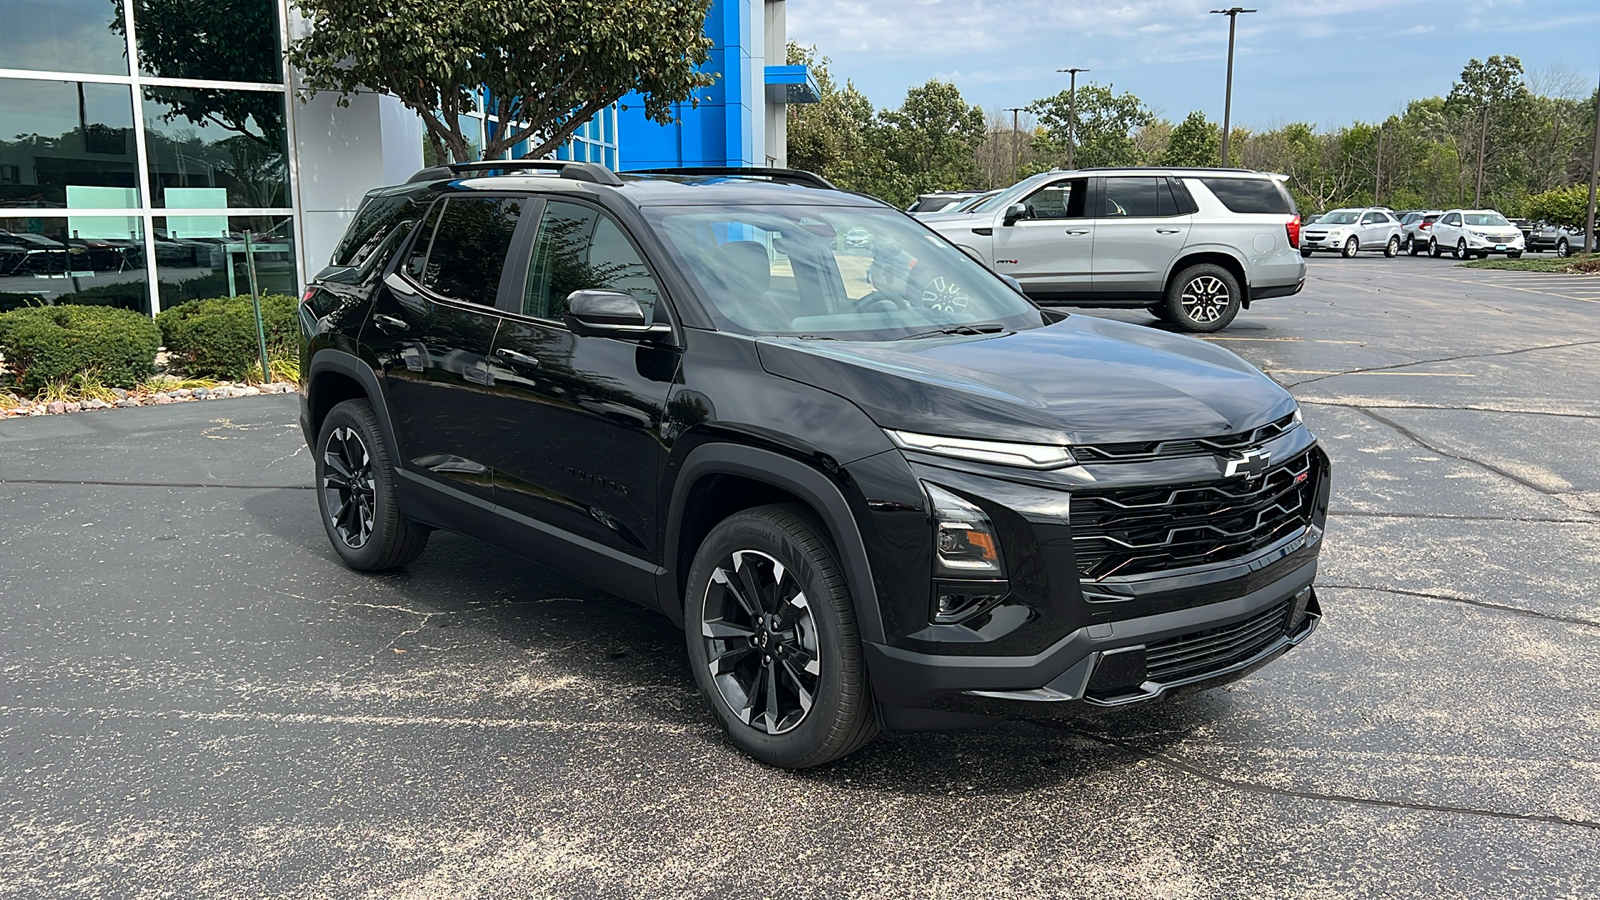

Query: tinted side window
left=333, top=193, right=414, bottom=268
left=420, top=197, right=524, bottom=307
left=1101, top=177, right=1162, bottom=217
left=523, top=201, right=663, bottom=322
left=1198, top=178, right=1295, bottom=214
left=1167, top=178, right=1200, bottom=215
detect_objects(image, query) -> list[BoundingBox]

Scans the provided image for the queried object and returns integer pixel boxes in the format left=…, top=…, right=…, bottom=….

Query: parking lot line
left=1202, top=337, right=1366, bottom=344
left=1269, top=370, right=1476, bottom=377
left=1458, top=277, right=1600, bottom=305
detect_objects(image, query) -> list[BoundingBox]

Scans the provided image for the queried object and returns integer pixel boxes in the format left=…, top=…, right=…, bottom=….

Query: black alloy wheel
left=1342, top=236, right=1360, bottom=258
left=1385, top=236, right=1400, bottom=257
left=1164, top=263, right=1241, bottom=332
left=315, top=399, right=429, bottom=571
left=685, top=505, right=877, bottom=768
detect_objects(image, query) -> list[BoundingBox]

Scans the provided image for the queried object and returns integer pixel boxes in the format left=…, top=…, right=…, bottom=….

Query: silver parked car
left=1528, top=221, right=1582, bottom=257
left=921, top=167, right=1305, bottom=332
left=1398, top=210, right=1445, bottom=255
left=1301, top=207, right=1403, bottom=258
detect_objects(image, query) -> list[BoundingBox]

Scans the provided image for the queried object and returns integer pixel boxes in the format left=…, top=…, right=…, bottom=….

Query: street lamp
left=1209, top=7, right=1255, bottom=167
left=1056, top=67, right=1089, bottom=169
left=1004, top=106, right=1026, bottom=184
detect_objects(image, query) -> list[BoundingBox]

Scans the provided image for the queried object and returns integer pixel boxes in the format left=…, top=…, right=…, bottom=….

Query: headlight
left=924, top=483, right=1005, bottom=578
left=887, top=430, right=1075, bottom=469
left=1292, top=406, right=1303, bottom=426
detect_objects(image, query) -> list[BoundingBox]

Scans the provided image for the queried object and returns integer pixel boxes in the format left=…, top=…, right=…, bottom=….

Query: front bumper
left=867, top=553, right=1320, bottom=728
left=1464, top=235, right=1525, bottom=254
left=1300, top=234, right=1352, bottom=251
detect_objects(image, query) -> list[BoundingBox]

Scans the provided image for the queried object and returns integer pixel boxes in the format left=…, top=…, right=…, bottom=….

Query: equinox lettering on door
left=561, top=464, right=628, bottom=495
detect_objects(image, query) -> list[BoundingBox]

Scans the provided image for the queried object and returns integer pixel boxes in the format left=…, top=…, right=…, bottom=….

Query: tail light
left=301, top=287, right=316, bottom=303
left=1419, top=221, right=1431, bottom=231
left=1286, top=215, right=1301, bottom=249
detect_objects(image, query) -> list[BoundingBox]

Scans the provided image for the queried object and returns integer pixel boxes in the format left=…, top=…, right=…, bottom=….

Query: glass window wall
left=152, top=214, right=294, bottom=308
left=133, top=0, right=282, bottom=84
left=0, top=79, right=141, bottom=209
left=0, top=0, right=129, bottom=76
left=143, top=87, right=288, bottom=208
left=0, top=215, right=149, bottom=314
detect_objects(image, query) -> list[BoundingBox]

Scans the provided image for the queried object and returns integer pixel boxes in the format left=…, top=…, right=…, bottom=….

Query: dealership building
left=0, top=0, right=814, bottom=316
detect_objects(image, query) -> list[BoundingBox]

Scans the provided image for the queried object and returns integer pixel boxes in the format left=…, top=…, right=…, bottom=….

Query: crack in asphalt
left=1351, top=407, right=1568, bottom=498
left=1299, top=399, right=1600, bottom=421
left=0, top=478, right=313, bottom=490
left=1041, top=726, right=1600, bottom=833
left=1288, top=338, right=1600, bottom=389
left=1330, top=509, right=1600, bottom=525
left=1318, top=583, right=1600, bottom=630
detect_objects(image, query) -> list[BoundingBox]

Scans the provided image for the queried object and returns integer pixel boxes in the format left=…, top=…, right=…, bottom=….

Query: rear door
left=482, top=198, right=680, bottom=570
left=1091, top=175, right=1192, bottom=297
left=365, top=194, right=526, bottom=505
left=990, top=176, right=1091, bottom=302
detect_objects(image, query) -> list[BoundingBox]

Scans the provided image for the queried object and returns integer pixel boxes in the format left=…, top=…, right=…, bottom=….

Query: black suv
left=299, top=161, right=1329, bottom=768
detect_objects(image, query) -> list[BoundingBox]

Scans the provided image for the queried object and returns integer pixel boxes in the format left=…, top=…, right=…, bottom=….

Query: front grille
left=1070, top=449, right=1318, bottom=580
left=1073, top=413, right=1297, bottom=463
left=1144, top=600, right=1291, bottom=684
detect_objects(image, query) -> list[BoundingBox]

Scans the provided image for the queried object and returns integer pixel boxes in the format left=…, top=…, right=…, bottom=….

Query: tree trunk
left=1474, top=106, right=1488, bottom=207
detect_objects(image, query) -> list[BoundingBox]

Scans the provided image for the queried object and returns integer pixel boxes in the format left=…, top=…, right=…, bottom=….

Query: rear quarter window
left=332, top=193, right=416, bottom=268
left=1197, top=178, right=1296, bottom=215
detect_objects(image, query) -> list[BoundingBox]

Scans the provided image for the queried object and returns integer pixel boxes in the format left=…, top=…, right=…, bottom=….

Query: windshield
left=643, top=204, right=1045, bottom=341
left=951, top=191, right=1000, bottom=213
left=1464, top=213, right=1511, bottom=227
left=1316, top=210, right=1361, bottom=225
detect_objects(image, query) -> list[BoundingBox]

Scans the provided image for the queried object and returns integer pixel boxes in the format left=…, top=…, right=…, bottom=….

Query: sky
left=786, top=0, right=1600, bottom=130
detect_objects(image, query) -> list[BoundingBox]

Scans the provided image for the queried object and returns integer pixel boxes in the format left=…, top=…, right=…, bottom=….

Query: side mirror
left=563, top=289, right=672, bottom=340
left=1002, top=203, right=1028, bottom=227
left=998, top=274, right=1025, bottom=295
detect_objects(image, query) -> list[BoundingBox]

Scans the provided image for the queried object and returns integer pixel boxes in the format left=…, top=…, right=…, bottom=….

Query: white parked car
left=1427, top=210, right=1525, bottom=259
left=1300, top=208, right=1403, bottom=258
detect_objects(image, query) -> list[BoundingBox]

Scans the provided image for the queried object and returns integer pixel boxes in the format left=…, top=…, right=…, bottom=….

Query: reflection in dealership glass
left=646, top=205, right=1041, bottom=341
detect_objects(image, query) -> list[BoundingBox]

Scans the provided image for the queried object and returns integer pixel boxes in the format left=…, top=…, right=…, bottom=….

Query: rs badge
left=1221, top=448, right=1271, bottom=479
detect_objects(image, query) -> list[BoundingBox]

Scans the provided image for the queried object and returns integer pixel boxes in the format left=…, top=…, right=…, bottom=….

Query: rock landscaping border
left=2, top=381, right=297, bottom=418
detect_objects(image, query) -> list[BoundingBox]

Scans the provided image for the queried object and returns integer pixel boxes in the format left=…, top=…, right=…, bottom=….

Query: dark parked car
left=298, top=162, right=1330, bottom=768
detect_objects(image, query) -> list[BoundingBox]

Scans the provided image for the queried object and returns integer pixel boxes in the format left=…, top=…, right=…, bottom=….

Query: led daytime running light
left=887, top=430, right=1075, bottom=469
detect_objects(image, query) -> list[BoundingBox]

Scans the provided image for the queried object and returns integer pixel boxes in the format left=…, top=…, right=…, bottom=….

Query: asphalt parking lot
left=2, top=253, right=1598, bottom=898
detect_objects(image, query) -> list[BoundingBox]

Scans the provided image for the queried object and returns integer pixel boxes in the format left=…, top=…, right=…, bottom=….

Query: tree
left=288, top=0, right=715, bottom=164
left=784, top=44, right=876, bottom=179
left=876, top=80, right=986, bottom=194
left=1524, top=185, right=1592, bottom=231
left=1447, top=55, right=1534, bottom=206
left=1164, top=111, right=1220, bottom=167
left=1027, top=84, right=1154, bottom=170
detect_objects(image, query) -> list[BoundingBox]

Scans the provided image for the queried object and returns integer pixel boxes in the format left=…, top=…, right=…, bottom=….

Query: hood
left=756, top=317, right=1296, bottom=446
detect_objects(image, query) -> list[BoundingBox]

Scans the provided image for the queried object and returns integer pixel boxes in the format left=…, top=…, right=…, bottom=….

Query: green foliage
left=0, top=305, right=161, bottom=394
left=1164, top=111, right=1221, bottom=167
left=156, top=294, right=299, bottom=381
left=785, top=44, right=876, bottom=179
left=1524, top=185, right=1593, bottom=231
left=874, top=81, right=986, bottom=201
left=289, top=0, right=715, bottom=164
left=1458, top=253, right=1596, bottom=272
left=1027, top=84, right=1156, bottom=169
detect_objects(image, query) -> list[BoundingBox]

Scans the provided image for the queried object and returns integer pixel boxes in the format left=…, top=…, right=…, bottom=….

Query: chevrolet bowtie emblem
left=1221, top=448, right=1271, bottom=479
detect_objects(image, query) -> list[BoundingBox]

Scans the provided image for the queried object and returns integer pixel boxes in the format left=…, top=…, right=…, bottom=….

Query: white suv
left=1427, top=210, right=1526, bottom=259
left=1301, top=208, right=1403, bottom=258
left=920, top=168, right=1305, bottom=332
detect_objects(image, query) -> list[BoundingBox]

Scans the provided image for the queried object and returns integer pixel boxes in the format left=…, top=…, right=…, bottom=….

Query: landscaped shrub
left=156, top=294, right=299, bottom=380
left=0, top=304, right=161, bottom=393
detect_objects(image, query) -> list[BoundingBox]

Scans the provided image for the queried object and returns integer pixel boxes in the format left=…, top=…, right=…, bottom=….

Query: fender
left=1162, top=243, right=1254, bottom=307
left=303, top=349, right=401, bottom=464
left=661, top=443, right=885, bottom=644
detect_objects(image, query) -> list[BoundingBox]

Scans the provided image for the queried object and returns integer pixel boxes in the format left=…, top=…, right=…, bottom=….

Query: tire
left=1478, top=252, right=1490, bottom=260
left=1150, top=303, right=1173, bottom=323
left=1299, top=249, right=1313, bottom=258
left=1507, top=251, right=1522, bottom=259
left=315, top=399, right=429, bottom=571
left=1384, top=236, right=1400, bottom=258
left=1556, top=239, right=1569, bottom=258
left=1429, top=238, right=1442, bottom=258
left=1342, top=236, right=1360, bottom=258
left=1406, top=236, right=1419, bottom=256
left=1455, top=239, right=1469, bottom=260
left=684, top=504, right=878, bottom=768
left=1164, top=263, right=1241, bottom=333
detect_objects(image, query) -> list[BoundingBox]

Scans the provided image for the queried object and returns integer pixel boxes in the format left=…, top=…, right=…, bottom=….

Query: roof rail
left=621, top=167, right=838, bottom=191
left=406, top=160, right=623, bottom=186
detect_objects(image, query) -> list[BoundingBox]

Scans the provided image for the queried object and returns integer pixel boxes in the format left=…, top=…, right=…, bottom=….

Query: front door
left=482, top=199, right=680, bottom=566
left=367, top=195, right=526, bottom=504
left=990, top=176, right=1092, bottom=303
left=1090, top=175, right=1192, bottom=297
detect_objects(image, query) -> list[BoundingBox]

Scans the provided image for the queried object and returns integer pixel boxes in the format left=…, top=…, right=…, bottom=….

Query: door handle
left=1064, top=229, right=1090, bottom=235
left=372, top=313, right=408, bottom=334
left=1155, top=228, right=1181, bottom=234
left=495, top=347, right=540, bottom=368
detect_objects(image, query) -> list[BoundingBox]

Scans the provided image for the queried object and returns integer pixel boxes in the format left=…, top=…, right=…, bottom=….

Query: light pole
left=1209, top=7, right=1255, bottom=167
left=1586, top=65, right=1599, bottom=254
left=1056, top=68, right=1089, bottom=169
left=1004, top=107, right=1026, bottom=184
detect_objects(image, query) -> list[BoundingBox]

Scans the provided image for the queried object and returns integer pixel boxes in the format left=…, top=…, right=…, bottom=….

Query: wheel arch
left=304, top=350, right=401, bottom=461
left=1165, top=251, right=1250, bottom=306
left=662, top=442, right=885, bottom=644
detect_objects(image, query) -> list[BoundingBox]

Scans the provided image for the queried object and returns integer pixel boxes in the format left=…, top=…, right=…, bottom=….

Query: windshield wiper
left=898, top=322, right=1007, bottom=340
